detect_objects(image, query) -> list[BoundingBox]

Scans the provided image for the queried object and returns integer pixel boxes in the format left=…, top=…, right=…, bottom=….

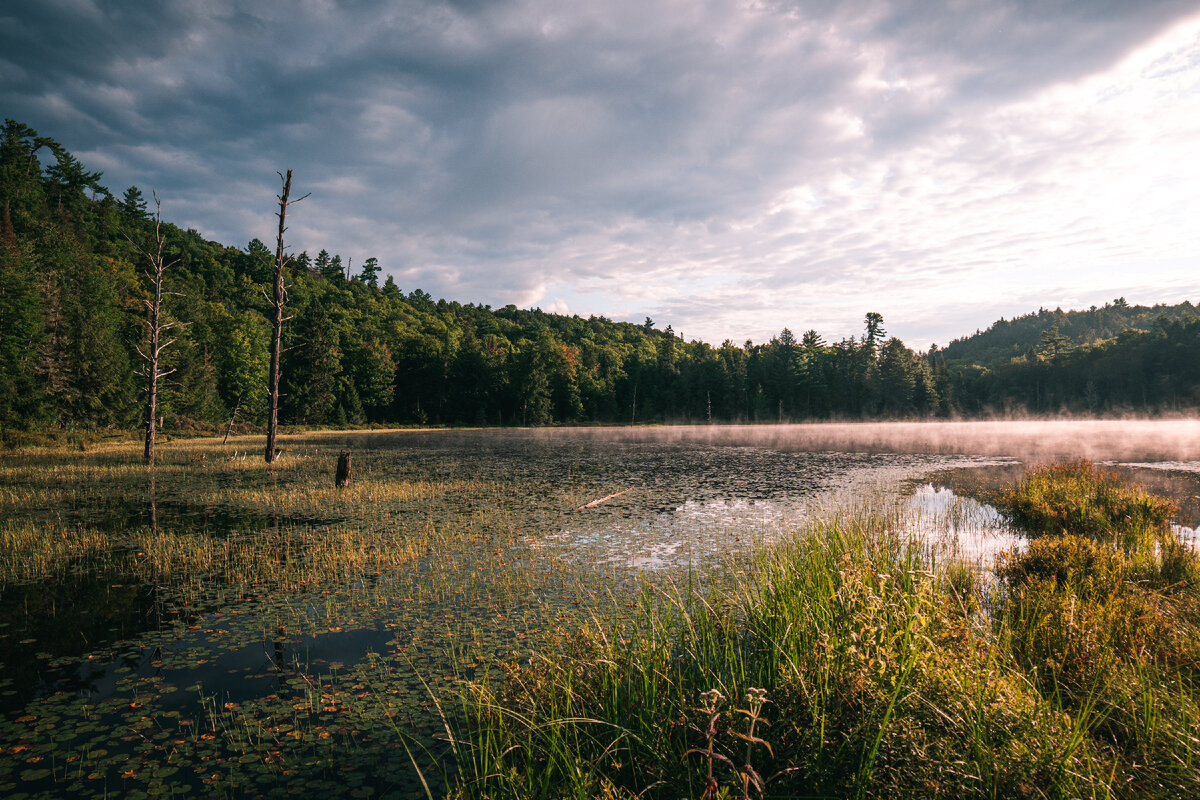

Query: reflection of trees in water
left=0, top=574, right=159, bottom=714
left=148, top=470, right=157, bottom=536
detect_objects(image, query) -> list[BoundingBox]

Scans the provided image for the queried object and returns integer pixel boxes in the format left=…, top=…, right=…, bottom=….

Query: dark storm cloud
left=2, top=0, right=1198, bottom=344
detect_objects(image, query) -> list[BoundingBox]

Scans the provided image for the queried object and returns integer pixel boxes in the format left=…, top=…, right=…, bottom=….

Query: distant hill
left=939, top=300, right=1200, bottom=371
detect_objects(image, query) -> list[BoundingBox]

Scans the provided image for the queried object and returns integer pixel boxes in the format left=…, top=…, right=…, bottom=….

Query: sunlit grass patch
left=452, top=508, right=1107, bottom=799
left=989, top=461, right=1177, bottom=551
left=451, top=471, right=1200, bottom=800
left=991, top=466, right=1200, bottom=799
left=0, top=521, right=112, bottom=583
left=199, top=476, right=490, bottom=521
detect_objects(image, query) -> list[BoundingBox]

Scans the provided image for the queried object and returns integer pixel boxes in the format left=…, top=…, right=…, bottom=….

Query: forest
left=3, top=117, right=1200, bottom=435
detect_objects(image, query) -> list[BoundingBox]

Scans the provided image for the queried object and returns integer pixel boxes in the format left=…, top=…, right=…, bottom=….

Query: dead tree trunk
left=265, top=170, right=307, bottom=464
left=335, top=451, right=351, bottom=487
left=137, top=194, right=180, bottom=466
left=223, top=395, right=242, bottom=445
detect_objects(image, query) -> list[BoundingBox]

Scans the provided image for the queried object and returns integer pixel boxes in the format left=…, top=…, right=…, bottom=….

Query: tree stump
left=335, top=451, right=352, bottom=487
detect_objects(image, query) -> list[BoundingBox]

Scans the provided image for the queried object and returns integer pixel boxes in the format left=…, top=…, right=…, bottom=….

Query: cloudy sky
left=4, top=0, right=1200, bottom=348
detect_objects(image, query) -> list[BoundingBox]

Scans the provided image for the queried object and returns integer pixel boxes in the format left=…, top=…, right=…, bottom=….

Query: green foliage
left=995, top=535, right=1126, bottom=601
left=943, top=302, right=1200, bottom=414
left=6, top=117, right=1200, bottom=432
left=214, top=310, right=270, bottom=421
left=989, top=468, right=1200, bottom=797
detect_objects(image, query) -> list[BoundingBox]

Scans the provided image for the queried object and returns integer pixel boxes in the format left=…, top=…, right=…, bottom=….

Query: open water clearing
left=2, top=421, right=1199, bottom=798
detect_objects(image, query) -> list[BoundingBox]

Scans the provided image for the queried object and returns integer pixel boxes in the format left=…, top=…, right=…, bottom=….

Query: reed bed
left=450, top=465, right=1200, bottom=800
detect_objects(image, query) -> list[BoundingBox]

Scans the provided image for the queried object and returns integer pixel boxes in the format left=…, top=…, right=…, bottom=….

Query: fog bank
left=535, top=420, right=1200, bottom=463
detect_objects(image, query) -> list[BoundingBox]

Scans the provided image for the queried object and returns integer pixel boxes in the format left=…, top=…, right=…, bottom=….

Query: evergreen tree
left=281, top=299, right=339, bottom=424
left=121, top=186, right=147, bottom=225
left=315, top=249, right=337, bottom=281
left=359, top=256, right=380, bottom=287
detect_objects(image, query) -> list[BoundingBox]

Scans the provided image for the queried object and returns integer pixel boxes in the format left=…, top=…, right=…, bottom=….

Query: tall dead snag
left=265, top=170, right=308, bottom=464
left=136, top=193, right=181, bottom=465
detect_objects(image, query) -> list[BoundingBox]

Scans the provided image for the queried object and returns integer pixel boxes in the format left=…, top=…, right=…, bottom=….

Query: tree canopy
left=3, top=118, right=1198, bottom=434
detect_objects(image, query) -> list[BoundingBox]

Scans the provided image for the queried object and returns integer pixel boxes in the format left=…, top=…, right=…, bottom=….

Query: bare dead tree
left=223, top=394, right=242, bottom=444
left=136, top=193, right=182, bottom=465
left=265, top=170, right=308, bottom=464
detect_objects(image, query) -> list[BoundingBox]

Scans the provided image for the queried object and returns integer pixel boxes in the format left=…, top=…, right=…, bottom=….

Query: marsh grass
left=0, top=432, right=656, bottom=799
left=985, top=464, right=1200, bottom=798
left=988, top=461, right=1177, bottom=550
left=451, top=469, right=1200, bottom=799
left=4, top=437, right=1199, bottom=799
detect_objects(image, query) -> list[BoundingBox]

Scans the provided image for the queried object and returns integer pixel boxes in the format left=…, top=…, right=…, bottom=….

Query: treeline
left=940, top=300, right=1200, bottom=371
left=2, top=118, right=1199, bottom=433
left=948, top=312, right=1200, bottom=414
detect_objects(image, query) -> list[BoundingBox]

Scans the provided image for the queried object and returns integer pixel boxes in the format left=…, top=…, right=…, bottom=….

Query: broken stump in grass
left=335, top=450, right=352, bottom=487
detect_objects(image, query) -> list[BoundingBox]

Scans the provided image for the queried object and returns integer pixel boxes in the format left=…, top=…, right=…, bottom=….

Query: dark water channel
left=2, top=424, right=1199, bottom=798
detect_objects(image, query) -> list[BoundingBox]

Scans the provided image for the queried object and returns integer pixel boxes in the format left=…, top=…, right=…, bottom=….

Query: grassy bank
left=452, top=463, right=1200, bottom=799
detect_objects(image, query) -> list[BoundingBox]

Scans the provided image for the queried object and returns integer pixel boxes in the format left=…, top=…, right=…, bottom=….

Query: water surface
left=3, top=422, right=1198, bottom=798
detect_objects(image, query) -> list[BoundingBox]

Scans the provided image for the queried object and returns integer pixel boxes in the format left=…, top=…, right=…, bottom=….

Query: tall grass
left=987, top=461, right=1177, bottom=551
left=456, top=511, right=1085, bottom=798
left=989, top=463, right=1200, bottom=798
left=451, top=466, right=1200, bottom=799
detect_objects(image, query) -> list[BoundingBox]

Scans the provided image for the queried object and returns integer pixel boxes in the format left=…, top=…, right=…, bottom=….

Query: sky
left=3, top=0, right=1200, bottom=349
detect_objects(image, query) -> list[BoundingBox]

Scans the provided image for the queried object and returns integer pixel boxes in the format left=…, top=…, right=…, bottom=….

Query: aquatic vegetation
left=2, top=434, right=1198, bottom=798
left=451, top=470, right=1200, bottom=800
left=454, top=510, right=1093, bottom=798
left=991, top=471, right=1200, bottom=799
left=988, top=461, right=1177, bottom=551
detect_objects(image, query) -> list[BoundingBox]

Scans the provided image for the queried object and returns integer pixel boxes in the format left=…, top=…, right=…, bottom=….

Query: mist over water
left=525, top=419, right=1200, bottom=463
left=354, top=420, right=1200, bottom=565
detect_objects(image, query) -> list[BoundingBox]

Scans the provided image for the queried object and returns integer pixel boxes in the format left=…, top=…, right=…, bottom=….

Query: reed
left=451, top=470, right=1200, bottom=799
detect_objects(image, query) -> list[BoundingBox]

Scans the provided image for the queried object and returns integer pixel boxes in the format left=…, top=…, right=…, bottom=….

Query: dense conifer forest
left=3, top=118, right=1199, bottom=433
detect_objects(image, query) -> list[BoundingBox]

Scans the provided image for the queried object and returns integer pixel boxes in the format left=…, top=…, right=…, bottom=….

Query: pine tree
left=359, top=256, right=380, bottom=287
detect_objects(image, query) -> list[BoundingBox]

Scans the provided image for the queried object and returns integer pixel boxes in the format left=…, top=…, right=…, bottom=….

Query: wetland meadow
left=2, top=421, right=1199, bottom=798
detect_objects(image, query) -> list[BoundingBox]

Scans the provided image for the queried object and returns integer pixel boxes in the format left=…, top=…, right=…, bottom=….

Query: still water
left=2, top=422, right=1199, bottom=798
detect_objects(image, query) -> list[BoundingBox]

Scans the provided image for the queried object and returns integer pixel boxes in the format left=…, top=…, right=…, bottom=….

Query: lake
left=2, top=420, right=1199, bottom=798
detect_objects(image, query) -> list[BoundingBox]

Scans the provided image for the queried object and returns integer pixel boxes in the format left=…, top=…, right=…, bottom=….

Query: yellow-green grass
left=450, top=471, right=1200, bottom=800
left=5, top=439, right=1198, bottom=799
left=987, top=461, right=1177, bottom=551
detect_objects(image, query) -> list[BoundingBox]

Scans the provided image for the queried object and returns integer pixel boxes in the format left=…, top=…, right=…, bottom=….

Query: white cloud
left=4, top=0, right=1199, bottom=348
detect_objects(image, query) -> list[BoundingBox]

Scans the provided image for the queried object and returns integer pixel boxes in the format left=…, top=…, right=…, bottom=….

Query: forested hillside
left=937, top=302, right=1200, bottom=414
left=2, top=118, right=1198, bottom=433
left=940, top=301, right=1199, bottom=370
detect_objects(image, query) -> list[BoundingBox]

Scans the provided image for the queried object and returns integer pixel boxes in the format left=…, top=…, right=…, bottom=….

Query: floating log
left=575, top=488, right=632, bottom=510
left=335, top=450, right=352, bottom=487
